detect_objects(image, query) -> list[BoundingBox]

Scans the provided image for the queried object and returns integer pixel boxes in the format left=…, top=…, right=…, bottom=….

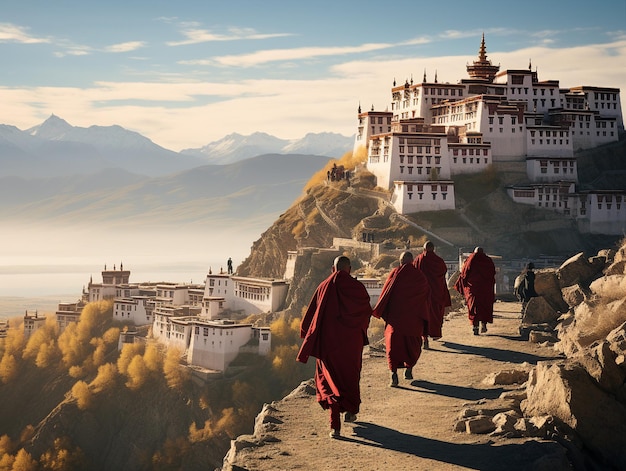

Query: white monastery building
left=77, top=264, right=284, bottom=373
left=354, top=34, right=624, bottom=235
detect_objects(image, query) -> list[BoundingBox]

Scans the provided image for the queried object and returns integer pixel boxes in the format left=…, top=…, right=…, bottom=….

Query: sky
left=1, top=0, right=625, bottom=152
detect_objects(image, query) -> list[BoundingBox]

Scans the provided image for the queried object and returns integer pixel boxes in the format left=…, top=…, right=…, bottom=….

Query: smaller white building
left=391, top=180, right=456, bottom=213
left=187, top=319, right=271, bottom=371
left=87, top=265, right=130, bottom=302
left=56, top=302, right=84, bottom=332
left=526, top=156, right=577, bottom=183
left=113, top=296, right=155, bottom=325
left=23, top=310, right=46, bottom=339
left=202, top=271, right=289, bottom=319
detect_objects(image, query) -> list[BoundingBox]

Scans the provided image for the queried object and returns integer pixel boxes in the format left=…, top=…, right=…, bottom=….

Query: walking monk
left=414, top=241, right=451, bottom=348
left=454, top=246, right=496, bottom=335
left=296, top=256, right=372, bottom=438
left=372, top=252, right=431, bottom=387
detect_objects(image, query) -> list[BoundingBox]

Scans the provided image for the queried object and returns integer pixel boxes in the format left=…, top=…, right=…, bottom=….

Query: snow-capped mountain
left=0, top=115, right=354, bottom=177
left=181, top=131, right=353, bottom=165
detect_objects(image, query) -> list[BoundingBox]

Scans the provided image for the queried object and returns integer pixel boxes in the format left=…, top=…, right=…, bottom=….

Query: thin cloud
left=0, top=23, right=50, bottom=44
left=209, top=42, right=396, bottom=68
left=105, top=41, right=147, bottom=53
left=167, top=26, right=292, bottom=46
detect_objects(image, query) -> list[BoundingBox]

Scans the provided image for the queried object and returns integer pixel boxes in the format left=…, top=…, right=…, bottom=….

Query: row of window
left=399, top=166, right=441, bottom=175
left=452, top=149, right=489, bottom=156
left=399, top=146, right=441, bottom=154
left=452, top=157, right=489, bottom=165
left=531, top=139, right=570, bottom=146
left=399, top=156, right=441, bottom=164
left=405, top=192, right=449, bottom=201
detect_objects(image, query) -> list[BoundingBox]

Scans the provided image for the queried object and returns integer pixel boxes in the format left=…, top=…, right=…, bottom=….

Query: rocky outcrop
left=221, top=380, right=316, bottom=471
left=463, top=240, right=626, bottom=470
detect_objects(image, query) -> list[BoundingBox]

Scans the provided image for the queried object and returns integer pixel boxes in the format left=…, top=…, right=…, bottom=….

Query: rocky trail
left=222, top=301, right=569, bottom=470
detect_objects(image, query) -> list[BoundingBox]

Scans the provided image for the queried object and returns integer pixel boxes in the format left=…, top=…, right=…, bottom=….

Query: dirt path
left=226, top=301, right=565, bottom=470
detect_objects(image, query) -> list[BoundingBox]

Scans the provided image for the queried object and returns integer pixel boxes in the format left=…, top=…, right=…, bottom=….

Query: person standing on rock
left=372, top=251, right=431, bottom=387
left=414, top=241, right=451, bottom=348
left=454, top=247, right=496, bottom=335
left=296, top=255, right=372, bottom=438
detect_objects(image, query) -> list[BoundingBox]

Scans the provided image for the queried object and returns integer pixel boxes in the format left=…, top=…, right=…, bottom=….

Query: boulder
left=529, top=330, right=558, bottom=344
left=522, top=296, right=559, bottom=325
left=522, top=360, right=626, bottom=469
left=604, top=259, right=626, bottom=276
left=483, top=368, right=529, bottom=386
left=576, top=341, right=626, bottom=394
left=465, top=415, right=496, bottom=434
left=561, top=284, right=586, bottom=308
left=533, top=269, right=568, bottom=312
left=557, top=252, right=603, bottom=288
left=492, top=410, right=521, bottom=435
left=589, top=274, right=626, bottom=302
left=606, top=321, right=626, bottom=355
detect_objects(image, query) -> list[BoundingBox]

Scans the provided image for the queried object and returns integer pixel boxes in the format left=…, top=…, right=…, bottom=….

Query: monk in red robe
left=372, top=252, right=431, bottom=387
left=414, top=241, right=451, bottom=347
left=296, top=256, right=372, bottom=438
left=454, top=246, right=496, bottom=335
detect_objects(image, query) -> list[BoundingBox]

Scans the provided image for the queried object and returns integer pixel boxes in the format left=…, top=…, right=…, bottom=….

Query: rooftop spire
left=478, top=32, right=487, bottom=62
left=466, top=33, right=500, bottom=82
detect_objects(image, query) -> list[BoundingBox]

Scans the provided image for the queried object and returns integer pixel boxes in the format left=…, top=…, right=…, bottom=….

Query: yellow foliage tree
left=39, top=437, right=86, bottom=471
left=0, top=452, right=15, bottom=471
left=102, top=326, right=120, bottom=345
left=269, top=316, right=301, bottom=347
left=117, top=343, right=144, bottom=375
left=68, top=365, right=85, bottom=379
left=57, top=323, right=84, bottom=368
left=22, top=316, right=58, bottom=364
left=125, top=354, right=149, bottom=391
left=163, top=347, right=189, bottom=390
left=271, top=344, right=301, bottom=380
left=19, top=426, right=34, bottom=444
left=90, top=363, right=119, bottom=394
left=143, top=343, right=162, bottom=373
left=0, top=326, right=25, bottom=383
left=0, top=354, right=18, bottom=384
left=34, top=340, right=59, bottom=369
left=11, top=448, right=37, bottom=471
left=215, top=407, right=238, bottom=438
left=57, top=300, right=113, bottom=370
left=71, top=380, right=92, bottom=410
left=188, top=419, right=214, bottom=443
left=0, top=434, right=14, bottom=456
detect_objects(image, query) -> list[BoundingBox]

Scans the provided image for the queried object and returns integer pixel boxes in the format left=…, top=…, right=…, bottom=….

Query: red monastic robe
left=372, top=263, right=431, bottom=371
left=454, top=251, right=496, bottom=324
left=414, top=250, right=451, bottom=338
left=296, top=270, right=371, bottom=414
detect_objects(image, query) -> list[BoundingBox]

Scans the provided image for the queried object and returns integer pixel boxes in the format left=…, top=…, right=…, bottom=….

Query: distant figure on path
left=372, top=252, right=431, bottom=387
left=414, top=241, right=451, bottom=348
left=227, top=257, right=233, bottom=274
left=296, top=256, right=372, bottom=438
left=514, top=262, right=538, bottom=315
left=454, top=247, right=496, bottom=335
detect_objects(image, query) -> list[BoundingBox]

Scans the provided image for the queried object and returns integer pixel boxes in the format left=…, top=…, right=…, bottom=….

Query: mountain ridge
left=0, top=115, right=353, bottom=178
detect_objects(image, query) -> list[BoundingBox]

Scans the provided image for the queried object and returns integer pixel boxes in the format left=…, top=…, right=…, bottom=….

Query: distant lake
left=0, top=260, right=233, bottom=319
left=0, top=223, right=257, bottom=320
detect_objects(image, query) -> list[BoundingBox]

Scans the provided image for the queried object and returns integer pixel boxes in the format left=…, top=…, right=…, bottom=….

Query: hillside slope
left=237, top=140, right=625, bottom=318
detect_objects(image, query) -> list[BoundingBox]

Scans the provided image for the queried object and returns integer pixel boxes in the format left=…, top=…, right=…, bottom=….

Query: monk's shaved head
left=334, top=256, right=351, bottom=272
left=399, top=251, right=414, bottom=264
left=424, top=241, right=434, bottom=251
